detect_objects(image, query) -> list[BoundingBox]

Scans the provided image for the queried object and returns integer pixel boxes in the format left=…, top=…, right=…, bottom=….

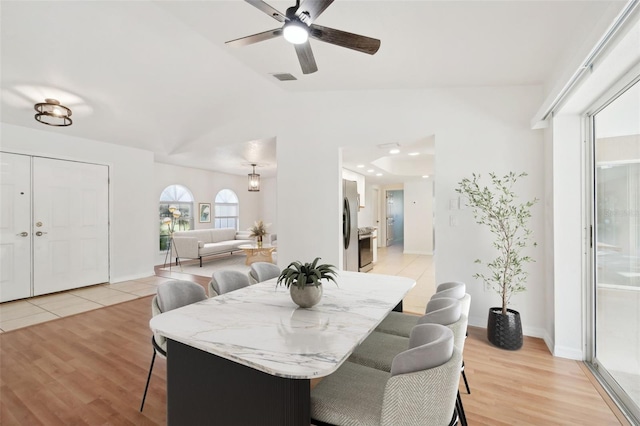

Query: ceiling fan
left=226, top=0, right=381, bottom=75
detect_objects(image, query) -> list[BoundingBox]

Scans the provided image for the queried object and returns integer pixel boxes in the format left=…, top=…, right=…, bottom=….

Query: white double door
left=0, top=153, right=109, bottom=303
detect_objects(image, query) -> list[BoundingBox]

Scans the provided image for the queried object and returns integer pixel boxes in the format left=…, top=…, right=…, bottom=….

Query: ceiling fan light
left=283, top=21, right=309, bottom=44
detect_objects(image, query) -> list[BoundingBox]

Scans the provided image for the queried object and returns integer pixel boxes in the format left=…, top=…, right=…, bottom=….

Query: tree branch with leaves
left=456, top=172, right=538, bottom=315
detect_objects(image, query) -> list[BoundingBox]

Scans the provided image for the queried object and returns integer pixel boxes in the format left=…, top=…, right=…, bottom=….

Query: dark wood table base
left=167, top=339, right=310, bottom=425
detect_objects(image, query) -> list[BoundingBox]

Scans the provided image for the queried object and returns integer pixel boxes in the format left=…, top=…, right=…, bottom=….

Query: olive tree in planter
left=456, top=172, right=537, bottom=350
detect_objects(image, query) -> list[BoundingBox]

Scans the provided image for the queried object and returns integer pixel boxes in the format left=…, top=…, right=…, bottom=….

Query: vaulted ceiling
left=0, top=1, right=625, bottom=183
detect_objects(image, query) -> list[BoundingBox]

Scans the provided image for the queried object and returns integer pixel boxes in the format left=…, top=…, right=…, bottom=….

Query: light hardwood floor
left=0, top=245, right=631, bottom=425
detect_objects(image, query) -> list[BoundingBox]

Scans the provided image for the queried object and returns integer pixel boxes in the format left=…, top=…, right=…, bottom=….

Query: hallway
left=371, top=244, right=434, bottom=314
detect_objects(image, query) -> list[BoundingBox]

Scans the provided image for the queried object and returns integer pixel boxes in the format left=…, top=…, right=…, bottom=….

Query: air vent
left=376, top=142, right=400, bottom=149
left=272, top=73, right=297, bottom=81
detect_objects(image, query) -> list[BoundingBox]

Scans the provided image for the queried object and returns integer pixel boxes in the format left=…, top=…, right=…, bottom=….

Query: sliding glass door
left=590, top=79, right=640, bottom=421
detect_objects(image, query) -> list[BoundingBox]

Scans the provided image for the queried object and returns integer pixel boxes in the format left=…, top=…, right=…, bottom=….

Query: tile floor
left=0, top=243, right=434, bottom=333
left=0, top=275, right=174, bottom=332
left=371, top=244, right=435, bottom=314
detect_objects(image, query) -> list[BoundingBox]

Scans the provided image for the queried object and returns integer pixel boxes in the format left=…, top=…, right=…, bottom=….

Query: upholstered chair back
left=209, top=270, right=250, bottom=297
left=390, top=324, right=454, bottom=376
left=418, top=297, right=461, bottom=326
left=381, top=325, right=461, bottom=426
left=248, top=262, right=280, bottom=284
left=431, top=281, right=466, bottom=300
left=153, top=280, right=207, bottom=350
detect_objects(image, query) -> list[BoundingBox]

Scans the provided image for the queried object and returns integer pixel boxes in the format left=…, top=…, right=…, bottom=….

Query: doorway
left=589, top=78, right=640, bottom=420
left=385, top=189, right=404, bottom=246
left=0, top=153, right=110, bottom=302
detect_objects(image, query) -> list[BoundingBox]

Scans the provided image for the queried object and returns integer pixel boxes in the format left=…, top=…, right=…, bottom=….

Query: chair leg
left=456, top=390, right=468, bottom=426
left=448, top=409, right=460, bottom=426
left=140, top=350, right=157, bottom=412
left=462, top=360, right=471, bottom=394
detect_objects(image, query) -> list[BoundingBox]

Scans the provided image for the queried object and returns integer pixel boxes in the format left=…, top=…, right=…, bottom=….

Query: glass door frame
left=585, top=71, right=640, bottom=424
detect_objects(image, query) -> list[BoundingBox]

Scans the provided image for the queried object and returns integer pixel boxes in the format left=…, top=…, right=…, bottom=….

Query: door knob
left=35, top=231, right=48, bottom=236
left=17, top=232, right=28, bottom=237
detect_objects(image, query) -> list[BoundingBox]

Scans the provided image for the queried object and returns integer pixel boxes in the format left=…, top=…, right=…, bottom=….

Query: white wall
left=0, top=123, right=156, bottom=282
left=543, top=124, right=556, bottom=353
left=277, top=133, right=341, bottom=269
left=550, top=114, right=585, bottom=359
left=357, top=183, right=375, bottom=227
left=404, top=179, right=433, bottom=255
left=260, top=176, right=278, bottom=235
left=153, top=162, right=275, bottom=265
left=275, top=86, right=546, bottom=337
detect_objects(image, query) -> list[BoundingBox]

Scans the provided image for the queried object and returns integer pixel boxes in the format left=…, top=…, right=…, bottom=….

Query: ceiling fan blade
left=310, top=24, right=380, bottom=55
left=245, top=0, right=286, bottom=22
left=296, top=0, right=334, bottom=24
left=294, top=42, right=318, bottom=74
left=226, top=28, right=283, bottom=47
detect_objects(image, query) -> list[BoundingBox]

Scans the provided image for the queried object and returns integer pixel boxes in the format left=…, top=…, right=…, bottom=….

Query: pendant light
left=248, top=164, right=260, bottom=192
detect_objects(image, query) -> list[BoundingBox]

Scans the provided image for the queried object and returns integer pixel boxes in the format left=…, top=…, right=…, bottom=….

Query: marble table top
left=149, top=271, right=415, bottom=379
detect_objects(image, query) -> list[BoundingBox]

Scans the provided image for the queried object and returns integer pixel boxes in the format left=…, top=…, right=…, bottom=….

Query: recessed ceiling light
left=367, top=169, right=374, bottom=173
left=376, top=173, right=383, bottom=176
left=408, top=152, right=419, bottom=156
left=389, top=149, right=400, bottom=154
left=356, top=164, right=365, bottom=168
left=422, top=175, right=429, bottom=178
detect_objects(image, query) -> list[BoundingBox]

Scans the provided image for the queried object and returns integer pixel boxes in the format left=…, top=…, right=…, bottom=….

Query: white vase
left=289, top=284, right=323, bottom=308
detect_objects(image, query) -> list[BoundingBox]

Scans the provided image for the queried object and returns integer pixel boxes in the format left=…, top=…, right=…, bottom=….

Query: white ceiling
left=0, top=0, right=626, bottom=183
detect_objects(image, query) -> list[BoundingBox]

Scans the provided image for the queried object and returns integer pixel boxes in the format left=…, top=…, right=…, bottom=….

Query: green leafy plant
left=277, top=257, right=338, bottom=290
left=456, top=172, right=538, bottom=315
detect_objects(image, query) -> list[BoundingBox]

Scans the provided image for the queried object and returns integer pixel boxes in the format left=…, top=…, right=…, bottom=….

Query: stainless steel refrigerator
left=343, top=179, right=359, bottom=271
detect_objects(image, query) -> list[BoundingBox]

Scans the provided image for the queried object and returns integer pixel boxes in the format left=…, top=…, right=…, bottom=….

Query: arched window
left=214, top=189, right=239, bottom=230
left=159, top=184, right=194, bottom=250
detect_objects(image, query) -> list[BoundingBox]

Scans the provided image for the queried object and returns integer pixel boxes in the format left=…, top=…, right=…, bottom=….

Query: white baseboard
left=109, top=271, right=156, bottom=284
left=522, top=325, right=546, bottom=339
left=470, top=315, right=582, bottom=360
left=468, top=315, right=486, bottom=329
left=469, top=316, right=546, bottom=339
left=542, top=331, right=554, bottom=355
left=553, top=345, right=583, bottom=360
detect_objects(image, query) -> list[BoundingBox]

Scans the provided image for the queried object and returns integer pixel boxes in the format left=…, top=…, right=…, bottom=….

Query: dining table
left=149, top=270, right=415, bottom=425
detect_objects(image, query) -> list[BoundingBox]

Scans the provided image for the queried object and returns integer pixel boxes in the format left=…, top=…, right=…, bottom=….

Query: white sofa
left=171, top=228, right=254, bottom=267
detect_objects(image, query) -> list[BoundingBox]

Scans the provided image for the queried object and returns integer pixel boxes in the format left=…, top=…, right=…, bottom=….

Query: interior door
left=32, top=157, right=109, bottom=295
left=0, top=153, right=32, bottom=302
left=386, top=191, right=394, bottom=246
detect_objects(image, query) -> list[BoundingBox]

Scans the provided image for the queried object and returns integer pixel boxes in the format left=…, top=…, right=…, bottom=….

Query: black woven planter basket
left=487, top=308, right=523, bottom=350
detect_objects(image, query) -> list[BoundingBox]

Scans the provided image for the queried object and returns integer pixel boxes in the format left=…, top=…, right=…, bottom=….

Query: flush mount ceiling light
left=389, top=149, right=400, bottom=154
left=248, top=164, right=261, bottom=192
left=34, top=98, right=72, bottom=126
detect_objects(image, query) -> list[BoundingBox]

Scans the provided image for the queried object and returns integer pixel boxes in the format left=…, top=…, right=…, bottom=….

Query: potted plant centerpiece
left=277, top=257, right=338, bottom=308
left=248, top=220, right=269, bottom=247
left=456, top=172, right=538, bottom=350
